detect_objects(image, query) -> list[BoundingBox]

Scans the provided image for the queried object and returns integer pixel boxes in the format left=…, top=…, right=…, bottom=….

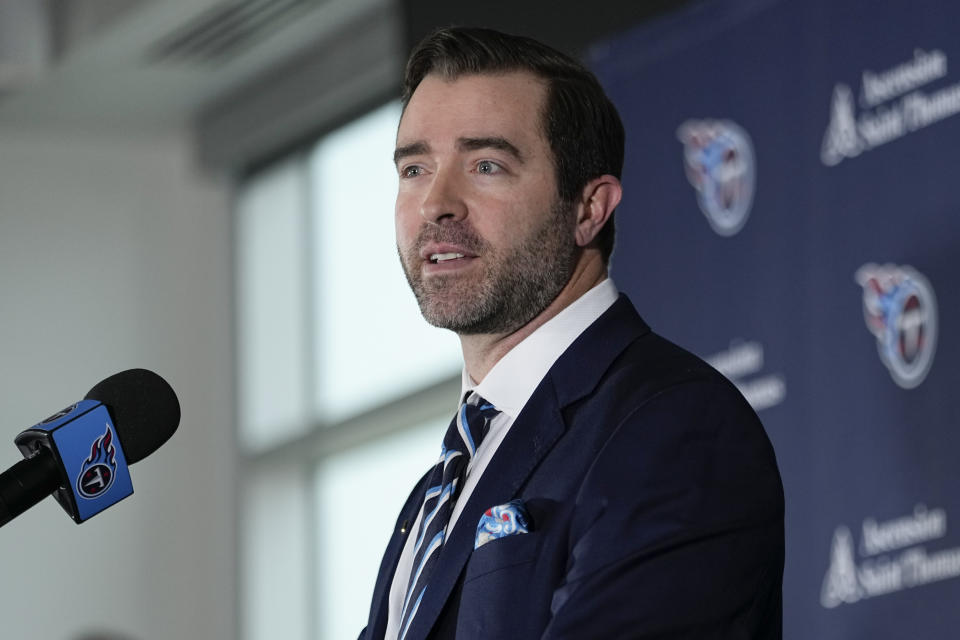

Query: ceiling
left=0, top=0, right=393, bottom=132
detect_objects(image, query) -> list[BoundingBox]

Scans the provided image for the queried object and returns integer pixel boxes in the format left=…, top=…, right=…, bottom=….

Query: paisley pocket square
left=475, top=499, right=532, bottom=549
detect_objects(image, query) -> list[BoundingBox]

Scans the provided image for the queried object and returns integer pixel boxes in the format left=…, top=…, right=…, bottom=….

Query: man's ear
left=574, top=175, right=622, bottom=247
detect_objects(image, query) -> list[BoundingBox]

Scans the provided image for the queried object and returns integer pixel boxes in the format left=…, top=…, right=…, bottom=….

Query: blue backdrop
left=590, top=0, right=960, bottom=636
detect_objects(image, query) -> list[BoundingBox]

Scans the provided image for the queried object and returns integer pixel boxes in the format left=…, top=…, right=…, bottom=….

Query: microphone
left=0, top=369, right=180, bottom=527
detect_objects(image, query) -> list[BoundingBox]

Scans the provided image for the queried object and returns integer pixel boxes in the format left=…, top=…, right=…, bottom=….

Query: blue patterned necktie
left=397, top=393, right=500, bottom=639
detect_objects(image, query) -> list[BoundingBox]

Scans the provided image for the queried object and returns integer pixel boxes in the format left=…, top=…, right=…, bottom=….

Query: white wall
left=0, top=125, right=235, bottom=640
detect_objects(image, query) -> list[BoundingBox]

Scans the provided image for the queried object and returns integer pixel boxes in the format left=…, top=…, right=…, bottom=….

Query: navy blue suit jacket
left=362, top=295, right=784, bottom=639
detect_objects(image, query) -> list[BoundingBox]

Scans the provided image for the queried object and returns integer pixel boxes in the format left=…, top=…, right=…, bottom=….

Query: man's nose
left=420, top=168, right=467, bottom=224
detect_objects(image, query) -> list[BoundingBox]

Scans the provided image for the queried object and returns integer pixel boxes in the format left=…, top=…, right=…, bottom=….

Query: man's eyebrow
left=457, top=137, right=525, bottom=162
left=393, top=141, right=429, bottom=165
left=392, top=137, right=526, bottom=165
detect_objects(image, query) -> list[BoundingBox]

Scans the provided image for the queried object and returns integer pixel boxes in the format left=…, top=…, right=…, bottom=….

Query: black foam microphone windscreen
left=84, top=368, right=180, bottom=464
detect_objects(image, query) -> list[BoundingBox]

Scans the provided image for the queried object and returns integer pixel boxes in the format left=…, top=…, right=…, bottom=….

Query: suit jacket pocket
left=458, top=533, right=553, bottom=638
left=463, top=531, right=542, bottom=585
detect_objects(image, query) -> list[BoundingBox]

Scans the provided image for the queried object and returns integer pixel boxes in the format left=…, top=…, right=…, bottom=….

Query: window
left=308, top=104, right=462, bottom=421
left=236, top=101, right=462, bottom=640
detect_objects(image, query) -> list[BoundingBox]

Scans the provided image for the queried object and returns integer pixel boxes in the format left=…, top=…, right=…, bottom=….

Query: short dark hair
left=401, top=27, right=625, bottom=263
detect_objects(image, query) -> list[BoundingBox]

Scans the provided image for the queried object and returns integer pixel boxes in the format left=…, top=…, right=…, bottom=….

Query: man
left=362, top=27, right=783, bottom=639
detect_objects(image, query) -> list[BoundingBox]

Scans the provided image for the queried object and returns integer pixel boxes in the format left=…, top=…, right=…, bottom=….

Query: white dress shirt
left=384, top=278, right=619, bottom=640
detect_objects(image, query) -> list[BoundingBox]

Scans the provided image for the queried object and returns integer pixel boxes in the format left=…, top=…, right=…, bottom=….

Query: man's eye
left=401, top=165, right=423, bottom=178
left=476, top=160, right=502, bottom=175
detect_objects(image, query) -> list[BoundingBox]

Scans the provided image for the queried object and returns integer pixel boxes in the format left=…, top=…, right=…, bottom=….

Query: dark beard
left=399, top=201, right=579, bottom=335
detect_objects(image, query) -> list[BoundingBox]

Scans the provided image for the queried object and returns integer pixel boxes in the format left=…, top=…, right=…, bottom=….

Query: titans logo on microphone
left=677, top=119, right=756, bottom=237
left=855, top=263, right=938, bottom=389
left=76, top=424, right=120, bottom=499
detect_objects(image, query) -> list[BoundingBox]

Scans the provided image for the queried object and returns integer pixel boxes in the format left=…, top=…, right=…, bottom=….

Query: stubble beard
left=399, top=201, right=579, bottom=335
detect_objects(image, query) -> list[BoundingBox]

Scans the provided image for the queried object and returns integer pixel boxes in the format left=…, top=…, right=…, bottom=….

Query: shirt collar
left=460, top=278, right=619, bottom=418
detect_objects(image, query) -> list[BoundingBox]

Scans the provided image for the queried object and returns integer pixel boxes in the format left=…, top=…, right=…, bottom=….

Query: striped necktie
left=397, top=393, right=499, bottom=639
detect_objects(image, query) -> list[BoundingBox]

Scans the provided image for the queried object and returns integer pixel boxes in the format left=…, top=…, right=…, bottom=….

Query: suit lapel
left=365, top=470, right=430, bottom=639
left=403, top=295, right=650, bottom=639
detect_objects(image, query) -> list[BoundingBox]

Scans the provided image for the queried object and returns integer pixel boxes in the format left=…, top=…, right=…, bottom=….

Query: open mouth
left=429, top=252, right=467, bottom=264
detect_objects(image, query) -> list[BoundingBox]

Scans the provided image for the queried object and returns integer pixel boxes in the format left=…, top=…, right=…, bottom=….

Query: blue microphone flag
left=16, top=399, right=133, bottom=523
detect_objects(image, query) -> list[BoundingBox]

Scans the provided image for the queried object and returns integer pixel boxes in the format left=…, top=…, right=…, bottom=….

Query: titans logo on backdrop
left=855, top=263, right=938, bottom=389
left=677, top=119, right=756, bottom=237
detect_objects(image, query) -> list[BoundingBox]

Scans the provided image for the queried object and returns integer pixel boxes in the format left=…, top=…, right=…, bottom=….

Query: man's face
left=395, top=71, right=578, bottom=335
